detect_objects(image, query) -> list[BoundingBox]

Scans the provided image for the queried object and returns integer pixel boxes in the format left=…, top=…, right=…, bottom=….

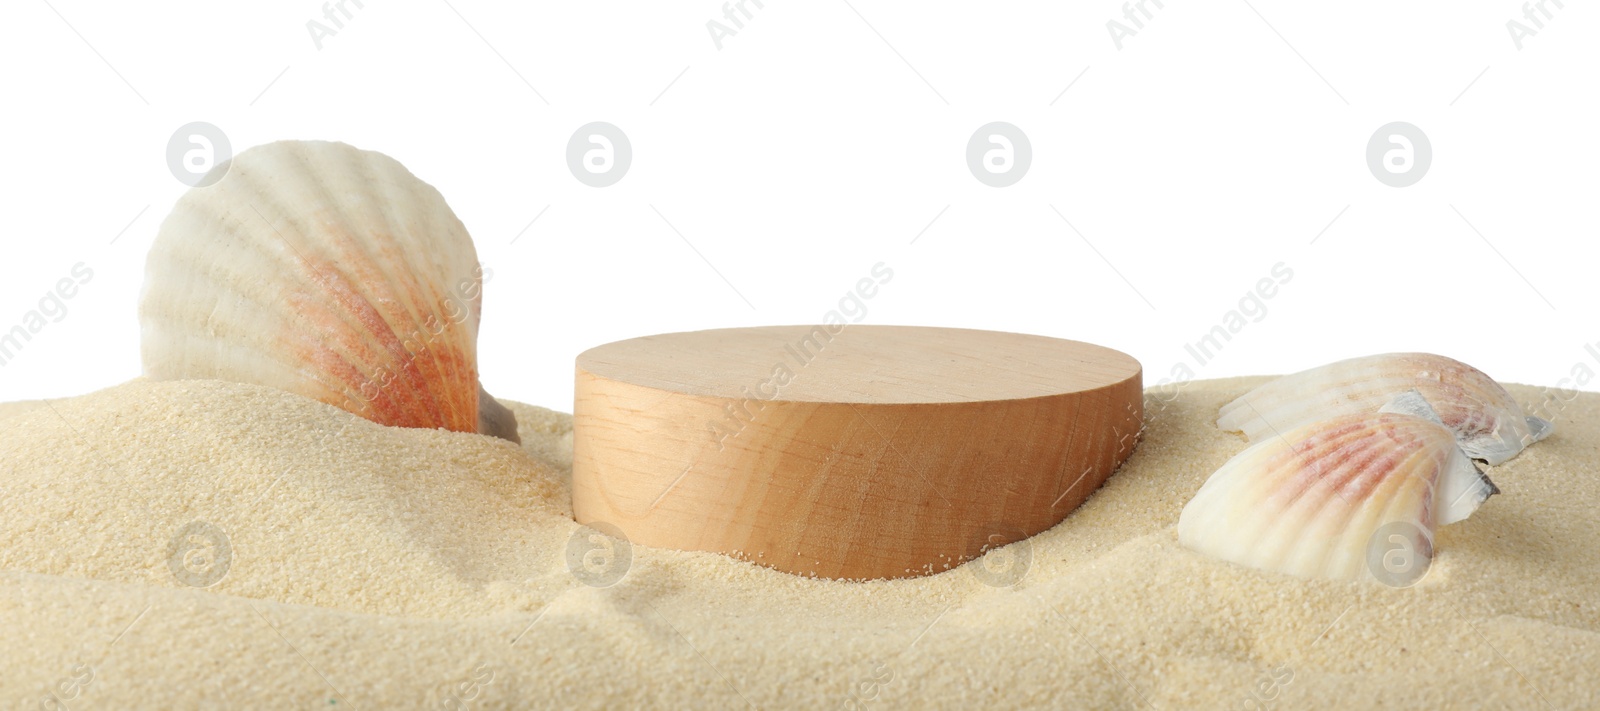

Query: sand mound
left=1, top=378, right=1595, bottom=708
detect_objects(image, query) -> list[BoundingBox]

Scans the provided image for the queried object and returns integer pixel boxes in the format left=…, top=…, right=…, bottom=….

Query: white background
left=1, top=1, right=1595, bottom=412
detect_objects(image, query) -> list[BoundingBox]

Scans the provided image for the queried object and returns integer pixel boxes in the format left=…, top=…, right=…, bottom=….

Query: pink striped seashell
left=1217, top=353, right=1549, bottom=465
left=1181, top=393, right=1496, bottom=582
left=139, top=140, right=519, bottom=442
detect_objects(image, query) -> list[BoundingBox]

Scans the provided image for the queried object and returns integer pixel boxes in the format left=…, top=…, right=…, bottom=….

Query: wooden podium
left=571, top=325, right=1143, bottom=580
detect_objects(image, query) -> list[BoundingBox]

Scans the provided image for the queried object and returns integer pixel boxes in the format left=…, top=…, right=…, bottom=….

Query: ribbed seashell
left=1217, top=353, right=1549, bottom=465
left=1180, top=394, right=1497, bottom=581
left=140, top=140, right=519, bottom=443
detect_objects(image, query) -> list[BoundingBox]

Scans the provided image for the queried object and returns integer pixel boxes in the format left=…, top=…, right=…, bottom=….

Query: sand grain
left=0, top=378, right=1594, bottom=709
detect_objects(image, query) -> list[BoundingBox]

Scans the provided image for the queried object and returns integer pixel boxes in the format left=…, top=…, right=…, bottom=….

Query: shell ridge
left=250, top=159, right=441, bottom=429
left=300, top=146, right=455, bottom=429
left=139, top=140, right=505, bottom=439
left=360, top=151, right=480, bottom=431
left=345, top=146, right=479, bottom=432
left=1257, top=420, right=1412, bottom=574
left=146, top=158, right=349, bottom=380
left=147, top=243, right=406, bottom=418
left=1181, top=406, right=1488, bottom=581
left=1216, top=353, right=1542, bottom=465
left=148, top=187, right=385, bottom=405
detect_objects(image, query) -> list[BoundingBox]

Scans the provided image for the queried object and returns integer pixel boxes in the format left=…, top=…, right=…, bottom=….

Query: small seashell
left=140, top=140, right=519, bottom=443
left=1217, top=353, right=1549, bottom=465
left=1180, top=394, right=1497, bottom=582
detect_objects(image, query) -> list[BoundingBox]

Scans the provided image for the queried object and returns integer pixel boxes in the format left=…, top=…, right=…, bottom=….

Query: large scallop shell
left=1181, top=394, right=1497, bottom=582
left=1217, top=353, right=1549, bottom=465
left=140, top=140, right=519, bottom=443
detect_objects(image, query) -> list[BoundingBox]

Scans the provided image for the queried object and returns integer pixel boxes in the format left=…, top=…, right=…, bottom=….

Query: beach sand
left=0, top=377, right=1594, bottom=709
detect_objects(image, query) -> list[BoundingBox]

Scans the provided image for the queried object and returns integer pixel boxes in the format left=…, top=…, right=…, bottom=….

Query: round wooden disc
left=571, top=325, right=1143, bottom=580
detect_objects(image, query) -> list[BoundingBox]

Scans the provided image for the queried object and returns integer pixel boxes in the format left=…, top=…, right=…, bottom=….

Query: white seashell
left=1217, top=353, right=1549, bottom=465
left=1180, top=400, right=1497, bottom=582
left=140, top=140, right=518, bottom=442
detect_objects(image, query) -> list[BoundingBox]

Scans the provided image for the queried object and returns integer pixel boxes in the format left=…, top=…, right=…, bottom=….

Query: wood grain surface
left=571, top=325, right=1143, bottom=580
